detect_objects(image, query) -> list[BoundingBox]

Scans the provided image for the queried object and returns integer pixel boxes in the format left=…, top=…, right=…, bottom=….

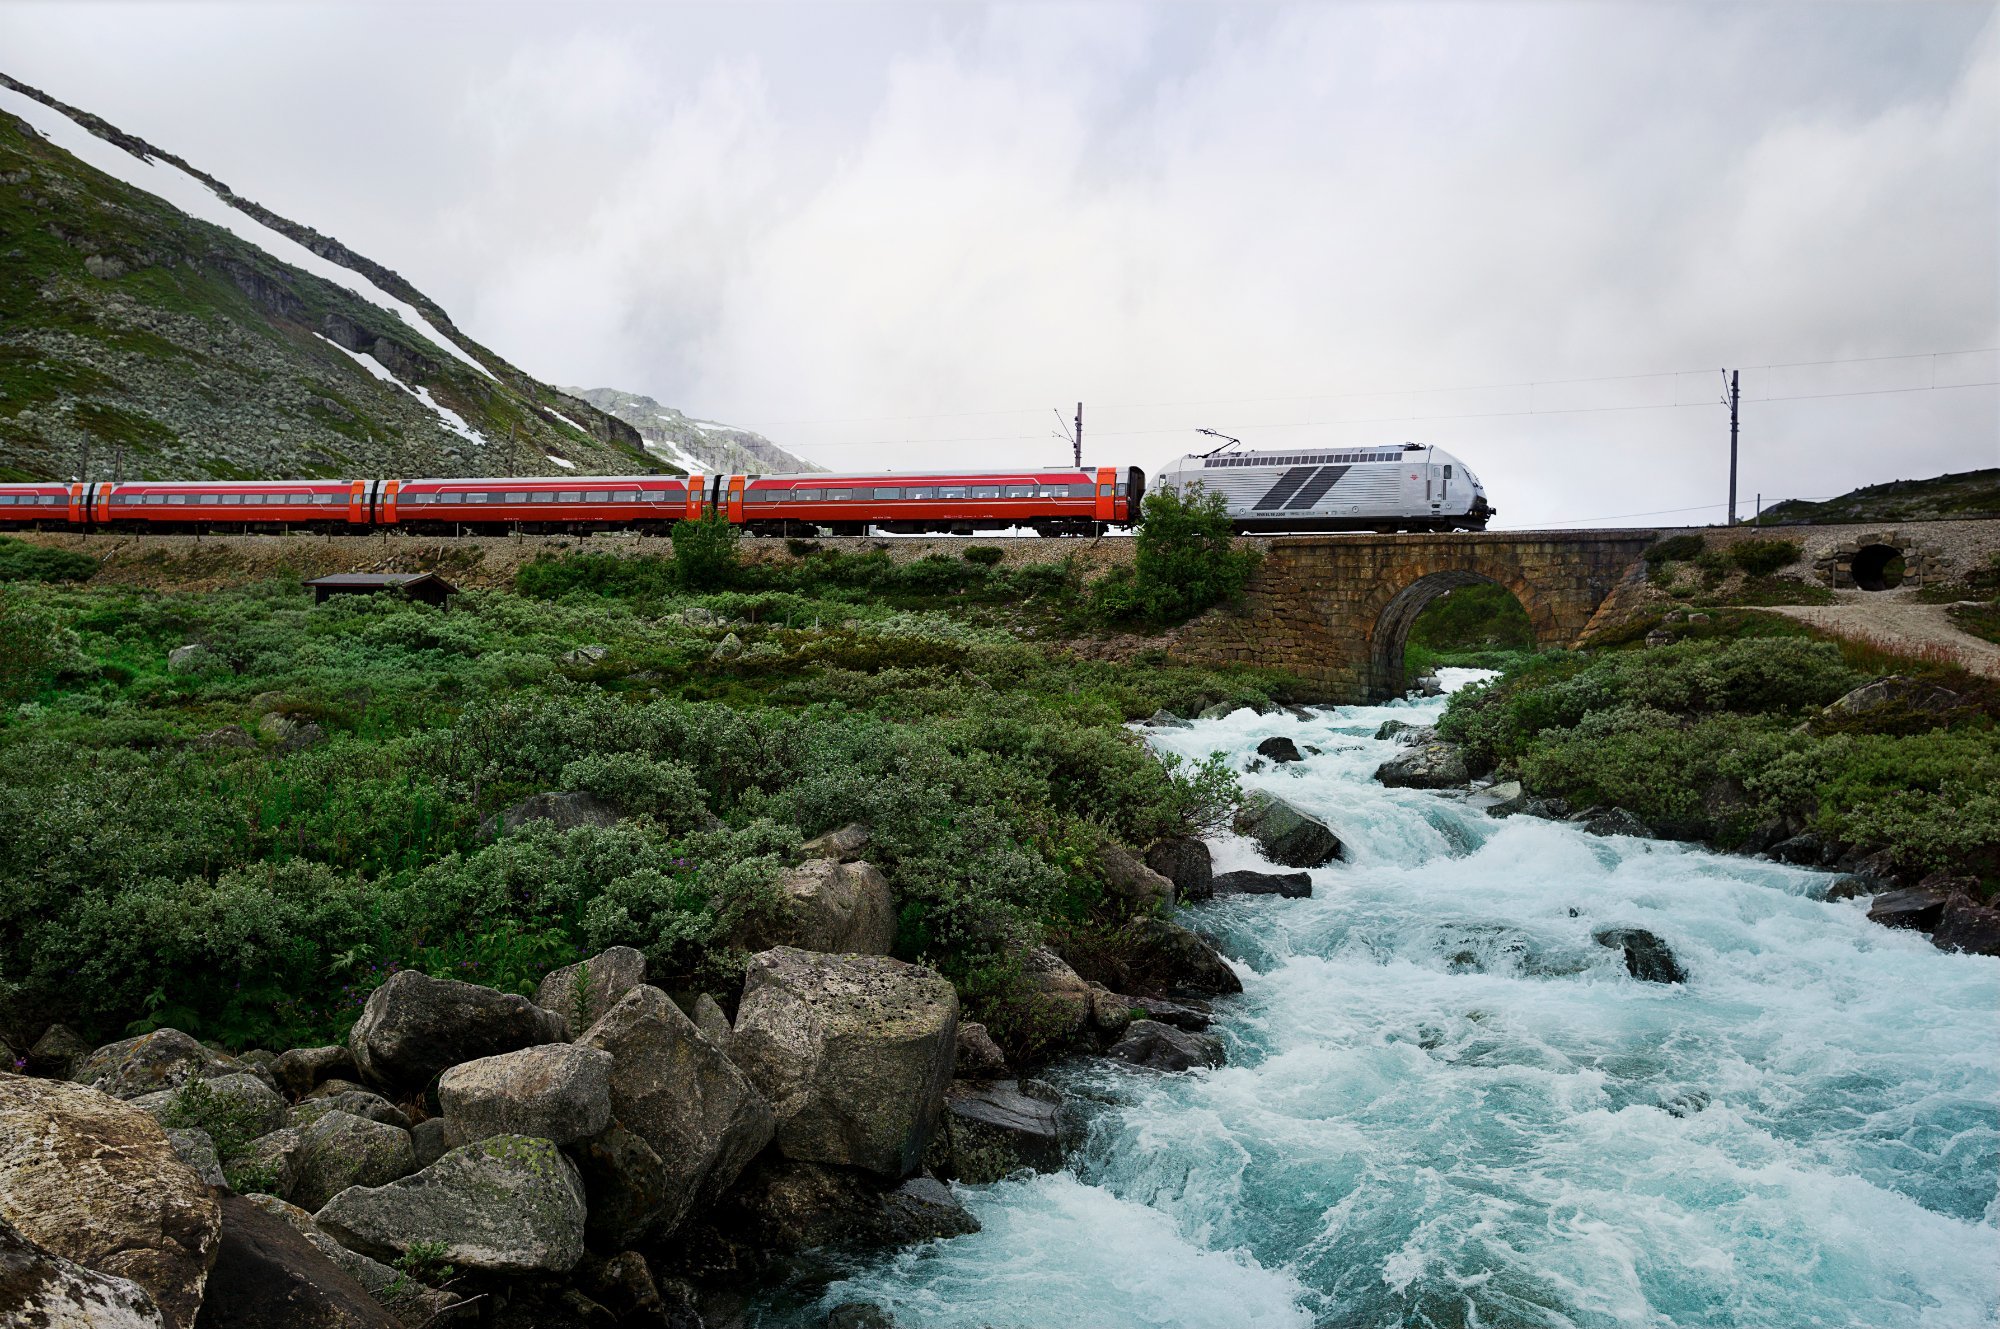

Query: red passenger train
left=0, top=466, right=1145, bottom=538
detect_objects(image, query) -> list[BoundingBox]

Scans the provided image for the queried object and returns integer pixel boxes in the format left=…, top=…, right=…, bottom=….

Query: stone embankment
left=0, top=824, right=1248, bottom=1329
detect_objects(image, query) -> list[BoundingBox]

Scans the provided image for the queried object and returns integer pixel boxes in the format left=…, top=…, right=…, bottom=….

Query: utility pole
left=1073, top=402, right=1083, bottom=468
left=1723, top=369, right=1740, bottom=525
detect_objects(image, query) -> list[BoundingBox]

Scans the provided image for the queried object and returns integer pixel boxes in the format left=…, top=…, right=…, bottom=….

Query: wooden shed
left=304, top=571, right=458, bottom=607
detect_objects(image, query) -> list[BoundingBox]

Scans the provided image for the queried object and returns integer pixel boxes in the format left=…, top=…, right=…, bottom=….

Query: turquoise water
left=808, top=674, right=2000, bottom=1328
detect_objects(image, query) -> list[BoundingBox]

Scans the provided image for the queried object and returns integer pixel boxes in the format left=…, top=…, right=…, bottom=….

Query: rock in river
left=927, top=1080, right=1066, bottom=1184
left=1144, top=835, right=1214, bottom=903
left=1255, top=736, right=1303, bottom=764
left=1375, top=741, right=1469, bottom=790
left=1593, top=928, right=1687, bottom=984
left=732, top=948, right=958, bottom=1179
left=1932, top=897, right=2000, bottom=956
left=1106, top=1021, right=1227, bottom=1072
left=1868, top=887, right=1951, bottom=933
left=1233, top=792, right=1343, bottom=868
left=1212, top=869, right=1313, bottom=898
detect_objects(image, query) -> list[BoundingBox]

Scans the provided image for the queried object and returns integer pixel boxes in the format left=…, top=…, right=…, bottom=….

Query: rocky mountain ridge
left=573, top=387, right=822, bottom=476
left=1, top=73, right=735, bottom=482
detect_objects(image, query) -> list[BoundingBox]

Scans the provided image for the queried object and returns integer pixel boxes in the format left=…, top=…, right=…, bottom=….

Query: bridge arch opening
left=1368, top=570, right=1537, bottom=698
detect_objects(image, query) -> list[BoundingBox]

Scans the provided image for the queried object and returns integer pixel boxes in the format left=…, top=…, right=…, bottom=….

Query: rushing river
left=804, top=671, right=2000, bottom=1329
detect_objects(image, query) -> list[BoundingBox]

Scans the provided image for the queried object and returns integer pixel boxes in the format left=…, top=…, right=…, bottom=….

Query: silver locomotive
left=1156, top=440, right=1494, bottom=532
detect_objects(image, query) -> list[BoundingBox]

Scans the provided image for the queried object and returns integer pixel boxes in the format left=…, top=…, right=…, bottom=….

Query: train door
left=1094, top=467, right=1117, bottom=523
left=347, top=480, right=369, bottom=524
left=685, top=475, right=704, bottom=521
left=68, top=482, right=88, bottom=527
left=726, top=475, right=745, bottom=524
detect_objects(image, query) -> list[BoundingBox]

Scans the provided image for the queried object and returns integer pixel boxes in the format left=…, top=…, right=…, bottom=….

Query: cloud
left=1, top=1, right=1994, bottom=524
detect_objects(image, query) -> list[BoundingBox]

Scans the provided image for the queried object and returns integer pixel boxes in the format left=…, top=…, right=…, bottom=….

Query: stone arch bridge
left=1168, top=531, right=1660, bottom=701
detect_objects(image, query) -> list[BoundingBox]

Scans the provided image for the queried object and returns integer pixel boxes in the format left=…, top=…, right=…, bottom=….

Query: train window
left=1095, top=484, right=1112, bottom=496
left=1115, top=483, right=1128, bottom=495
left=1443, top=466, right=1453, bottom=478
left=558, top=492, right=581, bottom=503
left=585, top=491, right=609, bottom=503
left=532, top=492, right=555, bottom=502
left=792, top=489, right=822, bottom=501
left=939, top=486, right=968, bottom=499
left=1003, top=485, right=1033, bottom=498
left=1064, top=484, right=1089, bottom=497
left=973, top=485, right=1000, bottom=499
left=824, top=489, right=851, bottom=500
left=506, top=493, right=527, bottom=503
left=875, top=487, right=902, bottom=500
left=907, top=487, right=935, bottom=500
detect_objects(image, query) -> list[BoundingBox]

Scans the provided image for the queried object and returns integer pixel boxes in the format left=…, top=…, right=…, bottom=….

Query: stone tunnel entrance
left=1850, top=543, right=1906, bottom=591
left=1368, top=569, right=1538, bottom=699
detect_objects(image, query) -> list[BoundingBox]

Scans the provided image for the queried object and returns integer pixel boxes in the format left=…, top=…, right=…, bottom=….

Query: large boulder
left=1817, top=676, right=1968, bottom=728
left=1212, top=869, right=1313, bottom=898
left=290, top=1112, right=415, bottom=1213
left=439, top=1043, right=612, bottom=1147
left=927, top=1081, right=1066, bottom=1184
left=191, top=1194, right=400, bottom=1329
left=573, top=985, right=775, bottom=1246
left=712, top=1158, right=978, bottom=1256
left=223, top=1129, right=306, bottom=1203
left=479, top=790, right=619, bottom=840
left=800, top=823, right=872, bottom=861
left=0, top=1212, right=164, bottom=1329
left=749, top=859, right=898, bottom=956
left=27, top=1023, right=91, bottom=1079
left=1015, top=948, right=1093, bottom=1044
left=1868, top=887, right=1951, bottom=932
left=315, top=1136, right=587, bottom=1277
left=1255, top=735, right=1303, bottom=764
left=1593, top=928, right=1687, bottom=984
left=348, top=970, right=568, bottom=1094
left=1106, top=1021, right=1227, bottom=1072
left=240, top=1197, right=457, bottom=1326
left=71, top=1030, right=242, bottom=1100
left=1374, top=742, right=1469, bottom=790
left=1932, top=898, right=2000, bottom=956
left=163, top=1130, right=226, bottom=1190
left=289, top=1090, right=408, bottom=1133
left=1144, top=835, right=1214, bottom=903
left=272, top=1046, right=358, bottom=1100
left=692, top=994, right=734, bottom=1054
left=535, top=946, right=648, bottom=1035
left=1233, top=793, right=1343, bottom=868
left=0, top=1076, right=222, bottom=1329
left=731, top=949, right=958, bottom=1179
left=1063, top=919, right=1242, bottom=999
left=1097, top=841, right=1174, bottom=915
left=954, top=1022, right=1009, bottom=1079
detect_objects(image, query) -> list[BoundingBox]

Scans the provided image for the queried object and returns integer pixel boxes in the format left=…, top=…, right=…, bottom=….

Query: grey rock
left=1820, top=675, right=1967, bottom=724
left=827, top=1304, right=895, bottom=1329
left=71, top=1029, right=245, bottom=1100
left=479, top=790, right=619, bottom=840
left=1098, top=839, right=1174, bottom=914
left=196, top=1193, right=401, bottom=1329
left=1105, top=919, right=1242, bottom=998
left=1129, top=995, right=1212, bottom=1032
left=1142, top=709, right=1189, bottom=729
left=163, top=1128, right=225, bottom=1189
left=693, top=993, right=734, bottom=1054
left=1373, top=719, right=1422, bottom=742
left=195, top=724, right=257, bottom=752
left=1593, top=928, right=1688, bottom=984
left=716, top=1157, right=977, bottom=1255
left=574, top=984, right=775, bottom=1245
left=273, top=1045, right=357, bottom=1099
left=1931, top=898, right=2000, bottom=956
left=749, top=858, right=898, bottom=956
left=711, top=632, right=745, bottom=661
left=536, top=946, right=647, bottom=1039
left=1413, top=674, right=1445, bottom=697
left=1375, top=742, right=1470, bottom=789
left=732, top=948, right=958, bottom=1179
left=1197, top=701, right=1240, bottom=720
left=1016, top=947, right=1092, bottom=1043
left=1868, top=888, right=1951, bottom=932
left=879, top=1175, right=980, bottom=1243
left=0, top=1076, right=221, bottom=1329
left=292, top=1111, right=415, bottom=1212
left=315, top=1135, right=587, bottom=1276
left=1255, top=735, right=1303, bottom=764
left=409, top=1118, right=450, bottom=1170
left=166, top=643, right=215, bottom=674
left=954, top=1021, right=1009, bottom=1079
left=800, top=823, right=872, bottom=861
left=1233, top=792, right=1343, bottom=868
left=561, top=644, right=609, bottom=664
left=1086, top=985, right=1134, bottom=1037
left=289, top=1089, right=409, bottom=1132
left=240, top=1194, right=458, bottom=1326
left=1769, top=831, right=1838, bottom=866
left=438, top=1042, right=612, bottom=1146
left=223, top=1128, right=305, bottom=1201
left=1144, top=835, right=1213, bottom=903
left=929, top=1080, right=1066, bottom=1184
left=27, top=1022, right=90, bottom=1078
left=0, top=1212, right=164, bottom=1329
left=1106, top=1020, right=1227, bottom=1072
left=1572, top=807, right=1653, bottom=839
left=348, top=969, right=568, bottom=1095
left=259, top=712, right=325, bottom=752
left=1211, top=869, right=1313, bottom=898
left=1485, top=780, right=1524, bottom=803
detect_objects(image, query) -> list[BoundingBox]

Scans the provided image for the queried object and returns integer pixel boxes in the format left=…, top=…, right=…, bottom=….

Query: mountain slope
left=0, top=72, right=664, bottom=481
left=1754, top=468, right=1999, bottom=526
left=572, top=387, right=822, bottom=475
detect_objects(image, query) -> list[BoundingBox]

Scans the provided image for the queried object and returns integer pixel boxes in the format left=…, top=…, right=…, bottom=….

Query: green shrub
left=1644, top=534, right=1705, bottom=566
left=1726, top=539, right=1801, bottom=577
left=671, top=513, right=740, bottom=592
left=0, top=538, right=97, bottom=584
left=1094, top=487, right=1259, bottom=627
left=963, top=546, right=1005, bottom=567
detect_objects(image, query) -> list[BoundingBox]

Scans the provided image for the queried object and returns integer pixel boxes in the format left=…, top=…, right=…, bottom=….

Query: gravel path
left=1764, top=590, right=2000, bottom=679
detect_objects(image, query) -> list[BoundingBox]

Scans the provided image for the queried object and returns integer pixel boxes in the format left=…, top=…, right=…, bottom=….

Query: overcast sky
left=4, top=0, right=1996, bottom=526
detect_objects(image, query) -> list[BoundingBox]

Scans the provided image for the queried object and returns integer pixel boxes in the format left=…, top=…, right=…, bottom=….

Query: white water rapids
left=795, top=670, right=2000, bottom=1328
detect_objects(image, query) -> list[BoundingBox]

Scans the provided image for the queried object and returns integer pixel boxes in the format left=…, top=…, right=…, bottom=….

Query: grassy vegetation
left=0, top=526, right=1292, bottom=1057
left=1439, top=620, right=1999, bottom=891
left=1638, top=532, right=1833, bottom=607
left=1404, top=581, right=1536, bottom=681
left=1751, top=468, right=2000, bottom=526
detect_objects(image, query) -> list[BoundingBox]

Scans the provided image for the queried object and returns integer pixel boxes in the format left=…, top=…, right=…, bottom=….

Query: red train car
left=91, top=479, right=372, bottom=531
left=377, top=475, right=706, bottom=534
left=736, top=465, right=1142, bottom=537
left=0, top=482, right=88, bottom=529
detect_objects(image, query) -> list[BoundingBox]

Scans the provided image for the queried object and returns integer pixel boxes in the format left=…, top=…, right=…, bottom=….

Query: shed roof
left=303, top=572, right=458, bottom=591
